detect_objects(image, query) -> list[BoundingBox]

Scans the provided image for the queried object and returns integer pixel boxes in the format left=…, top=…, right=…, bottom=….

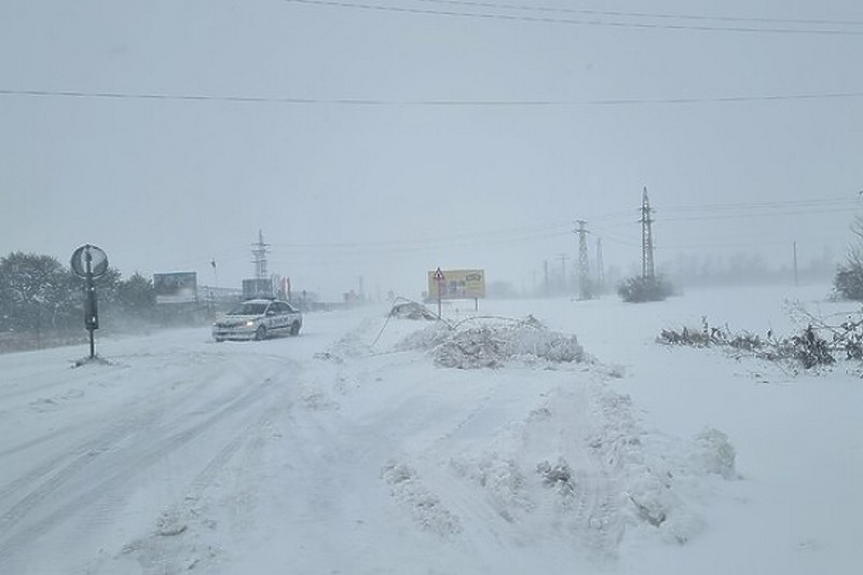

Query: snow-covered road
left=0, top=326, right=313, bottom=573
left=1, top=286, right=861, bottom=574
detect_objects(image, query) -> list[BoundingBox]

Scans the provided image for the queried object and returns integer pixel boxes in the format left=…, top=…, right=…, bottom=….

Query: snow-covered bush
left=618, top=275, right=673, bottom=303
left=834, top=260, right=863, bottom=301
left=658, top=317, right=841, bottom=369
left=833, top=216, right=863, bottom=301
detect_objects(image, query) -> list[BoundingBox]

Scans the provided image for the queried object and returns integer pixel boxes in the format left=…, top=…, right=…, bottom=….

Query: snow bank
left=396, top=315, right=586, bottom=369
left=378, top=310, right=738, bottom=555
left=437, top=385, right=739, bottom=552
left=381, top=462, right=463, bottom=537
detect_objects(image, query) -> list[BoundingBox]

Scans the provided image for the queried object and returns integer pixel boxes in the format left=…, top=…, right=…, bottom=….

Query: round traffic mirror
left=70, top=244, right=109, bottom=278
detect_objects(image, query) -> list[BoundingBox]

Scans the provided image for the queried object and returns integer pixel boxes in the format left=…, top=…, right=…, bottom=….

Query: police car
left=212, top=298, right=302, bottom=341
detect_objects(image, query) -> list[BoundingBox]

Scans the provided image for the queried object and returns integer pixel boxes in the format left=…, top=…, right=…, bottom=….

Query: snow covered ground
left=0, top=284, right=860, bottom=574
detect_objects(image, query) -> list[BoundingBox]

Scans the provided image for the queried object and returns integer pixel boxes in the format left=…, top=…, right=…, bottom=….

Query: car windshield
left=227, top=303, right=268, bottom=316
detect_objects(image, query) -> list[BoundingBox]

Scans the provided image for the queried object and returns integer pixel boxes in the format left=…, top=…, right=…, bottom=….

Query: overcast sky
left=1, top=0, right=862, bottom=299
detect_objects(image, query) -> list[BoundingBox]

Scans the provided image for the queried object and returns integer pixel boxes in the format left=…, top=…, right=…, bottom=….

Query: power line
left=3, top=87, right=863, bottom=107
left=284, top=0, right=863, bottom=36
left=584, top=194, right=861, bottom=226
left=657, top=235, right=847, bottom=251
left=270, top=220, right=572, bottom=250
left=270, top=229, right=573, bottom=257
left=419, top=0, right=863, bottom=29
left=661, top=205, right=860, bottom=224
left=258, top=194, right=860, bottom=256
left=589, top=229, right=639, bottom=248
left=660, top=195, right=860, bottom=213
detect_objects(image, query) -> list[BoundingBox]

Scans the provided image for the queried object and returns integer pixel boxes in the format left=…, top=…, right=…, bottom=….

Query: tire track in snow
left=0, top=351, right=297, bottom=570
left=0, top=358, right=235, bottom=509
left=0, top=359, right=120, bottom=404
left=0, top=350, right=236, bottom=474
left=0, top=423, right=86, bottom=459
left=0, top=377, right=89, bottom=403
left=135, top=387, right=297, bottom=575
left=0, top=374, right=278, bottom=568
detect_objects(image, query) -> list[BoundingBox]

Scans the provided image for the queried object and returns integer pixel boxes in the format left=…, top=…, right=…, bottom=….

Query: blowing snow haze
left=1, top=0, right=862, bottom=297
left=2, top=3, right=863, bottom=574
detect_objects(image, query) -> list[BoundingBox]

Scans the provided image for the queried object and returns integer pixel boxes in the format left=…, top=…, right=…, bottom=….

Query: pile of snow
left=381, top=462, right=463, bottom=537
left=387, top=301, right=438, bottom=321
left=396, top=315, right=586, bottom=369
left=322, top=310, right=738, bottom=555
left=317, top=317, right=377, bottom=363
left=384, top=312, right=738, bottom=550
left=435, top=386, right=739, bottom=552
left=689, top=427, right=738, bottom=480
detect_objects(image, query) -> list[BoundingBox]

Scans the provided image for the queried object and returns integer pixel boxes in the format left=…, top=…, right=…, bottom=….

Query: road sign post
left=433, top=267, right=445, bottom=318
left=70, top=244, right=108, bottom=359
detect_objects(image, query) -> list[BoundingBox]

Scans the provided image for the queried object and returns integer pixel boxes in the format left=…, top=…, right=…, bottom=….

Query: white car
left=212, top=299, right=303, bottom=342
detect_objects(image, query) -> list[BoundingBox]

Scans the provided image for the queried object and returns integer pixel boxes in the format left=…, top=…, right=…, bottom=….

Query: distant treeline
left=0, top=251, right=162, bottom=350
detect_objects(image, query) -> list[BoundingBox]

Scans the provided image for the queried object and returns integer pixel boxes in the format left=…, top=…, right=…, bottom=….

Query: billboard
left=154, top=272, right=198, bottom=304
left=242, top=278, right=275, bottom=300
left=427, top=269, right=486, bottom=300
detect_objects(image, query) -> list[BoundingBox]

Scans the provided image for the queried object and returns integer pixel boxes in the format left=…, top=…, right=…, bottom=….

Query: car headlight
left=245, top=320, right=256, bottom=327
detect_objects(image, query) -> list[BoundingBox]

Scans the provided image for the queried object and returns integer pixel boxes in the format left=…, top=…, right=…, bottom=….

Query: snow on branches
left=656, top=307, right=863, bottom=371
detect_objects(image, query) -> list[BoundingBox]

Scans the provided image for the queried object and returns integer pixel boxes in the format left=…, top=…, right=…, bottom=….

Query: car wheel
left=214, top=338, right=224, bottom=343
left=255, top=325, right=267, bottom=341
left=290, top=321, right=301, bottom=336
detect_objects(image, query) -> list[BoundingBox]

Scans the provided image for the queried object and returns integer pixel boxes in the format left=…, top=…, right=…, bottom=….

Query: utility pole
left=543, top=259, right=549, bottom=296
left=640, top=187, right=656, bottom=281
left=793, top=240, right=799, bottom=287
left=575, top=220, right=591, bottom=300
left=251, top=229, right=270, bottom=279
left=558, top=254, right=569, bottom=292
left=209, top=258, right=219, bottom=318
left=595, top=237, right=604, bottom=295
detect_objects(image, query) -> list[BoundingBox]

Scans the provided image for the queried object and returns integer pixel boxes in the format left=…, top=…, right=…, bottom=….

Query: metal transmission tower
left=595, top=237, right=604, bottom=294
left=251, top=229, right=270, bottom=279
left=575, top=220, right=592, bottom=299
left=640, top=187, right=656, bottom=281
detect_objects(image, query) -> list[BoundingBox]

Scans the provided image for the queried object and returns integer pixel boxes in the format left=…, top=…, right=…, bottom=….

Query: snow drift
left=396, top=315, right=586, bottom=369
left=383, top=314, right=737, bottom=555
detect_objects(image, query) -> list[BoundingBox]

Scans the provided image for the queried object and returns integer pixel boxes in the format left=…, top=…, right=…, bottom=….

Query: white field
left=0, top=284, right=860, bottom=574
